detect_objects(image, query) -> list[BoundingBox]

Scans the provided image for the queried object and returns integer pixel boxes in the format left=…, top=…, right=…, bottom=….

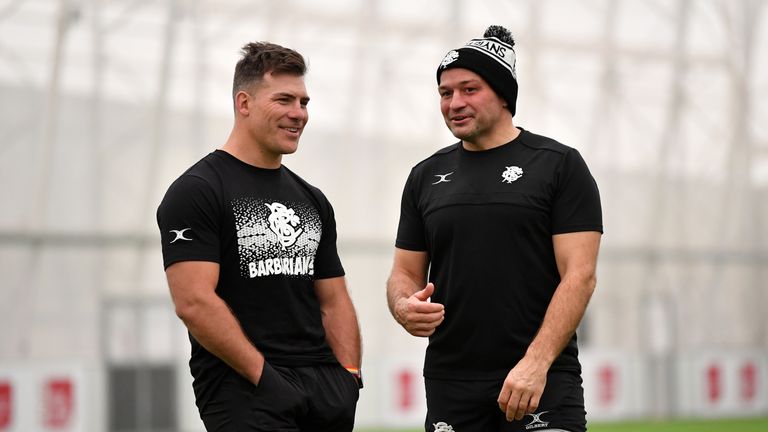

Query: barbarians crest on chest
left=501, top=165, right=524, bottom=183
left=265, top=202, right=303, bottom=249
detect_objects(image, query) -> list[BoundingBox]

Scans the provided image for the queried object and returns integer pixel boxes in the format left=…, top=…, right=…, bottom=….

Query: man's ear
left=235, top=90, right=250, bottom=115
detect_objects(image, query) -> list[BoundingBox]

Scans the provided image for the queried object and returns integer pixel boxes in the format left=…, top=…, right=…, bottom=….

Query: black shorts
left=199, top=362, right=359, bottom=432
left=425, top=370, right=586, bottom=432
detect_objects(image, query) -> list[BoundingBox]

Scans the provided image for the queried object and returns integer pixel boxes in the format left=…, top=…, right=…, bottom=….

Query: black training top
left=396, top=128, right=603, bottom=381
left=157, top=150, right=343, bottom=404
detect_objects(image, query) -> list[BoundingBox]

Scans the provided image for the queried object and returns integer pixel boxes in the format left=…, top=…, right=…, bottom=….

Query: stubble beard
left=448, top=122, right=480, bottom=142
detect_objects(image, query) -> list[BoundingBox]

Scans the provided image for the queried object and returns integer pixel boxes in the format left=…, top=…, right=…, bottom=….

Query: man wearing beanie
left=387, top=25, right=603, bottom=432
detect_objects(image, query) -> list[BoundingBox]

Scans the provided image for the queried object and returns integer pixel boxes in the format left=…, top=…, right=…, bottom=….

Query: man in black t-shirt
left=387, top=26, right=603, bottom=432
left=157, top=42, right=362, bottom=431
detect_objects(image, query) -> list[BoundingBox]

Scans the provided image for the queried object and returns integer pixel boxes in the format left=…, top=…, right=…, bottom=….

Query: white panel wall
left=0, top=363, right=103, bottom=432
left=678, top=351, right=768, bottom=417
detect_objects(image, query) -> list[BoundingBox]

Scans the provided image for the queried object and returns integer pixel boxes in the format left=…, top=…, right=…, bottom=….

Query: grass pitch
left=588, top=417, right=768, bottom=432
left=356, top=416, right=768, bottom=432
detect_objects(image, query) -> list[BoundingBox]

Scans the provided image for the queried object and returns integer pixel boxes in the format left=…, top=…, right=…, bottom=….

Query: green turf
left=355, top=416, right=768, bottom=432
left=589, top=417, right=768, bottom=432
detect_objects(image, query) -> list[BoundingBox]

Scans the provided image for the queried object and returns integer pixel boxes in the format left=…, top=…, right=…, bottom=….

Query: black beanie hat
left=436, top=25, right=518, bottom=116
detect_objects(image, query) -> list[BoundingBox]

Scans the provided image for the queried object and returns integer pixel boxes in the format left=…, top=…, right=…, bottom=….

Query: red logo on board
left=0, top=381, right=12, bottom=428
left=44, top=378, right=74, bottom=429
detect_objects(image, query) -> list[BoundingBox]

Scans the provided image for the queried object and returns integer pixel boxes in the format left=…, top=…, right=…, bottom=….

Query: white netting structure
left=0, top=0, right=766, bottom=429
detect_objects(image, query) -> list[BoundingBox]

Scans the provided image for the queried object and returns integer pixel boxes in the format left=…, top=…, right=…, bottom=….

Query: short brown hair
left=232, top=42, right=306, bottom=99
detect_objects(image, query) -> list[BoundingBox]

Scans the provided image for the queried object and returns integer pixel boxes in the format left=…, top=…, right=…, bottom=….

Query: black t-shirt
left=157, top=150, right=344, bottom=403
left=396, top=128, right=603, bottom=380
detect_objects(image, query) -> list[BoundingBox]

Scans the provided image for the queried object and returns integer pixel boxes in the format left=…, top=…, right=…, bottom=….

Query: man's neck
left=462, top=123, right=520, bottom=151
left=221, top=128, right=282, bottom=169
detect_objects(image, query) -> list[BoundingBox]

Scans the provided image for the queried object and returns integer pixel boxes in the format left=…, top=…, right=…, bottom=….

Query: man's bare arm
left=386, top=248, right=444, bottom=337
left=497, top=231, right=601, bottom=421
left=314, top=276, right=362, bottom=369
left=166, top=261, right=265, bottom=385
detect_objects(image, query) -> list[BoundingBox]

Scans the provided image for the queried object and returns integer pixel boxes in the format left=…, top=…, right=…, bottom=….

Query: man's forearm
left=526, top=231, right=601, bottom=367
left=321, top=295, right=362, bottom=367
left=386, top=271, right=421, bottom=319
left=525, top=273, right=596, bottom=366
left=386, top=249, right=429, bottom=318
left=177, top=296, right=265, bottom=385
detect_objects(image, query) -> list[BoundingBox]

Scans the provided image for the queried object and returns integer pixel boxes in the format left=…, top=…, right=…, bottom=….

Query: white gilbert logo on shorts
left=525, top=411, right=550, bottom=430
left=265, top=202, right=303, bottom=249
left=433, top=422, right=455, bottom=432
left=502, top=166, right=523, bottom=183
